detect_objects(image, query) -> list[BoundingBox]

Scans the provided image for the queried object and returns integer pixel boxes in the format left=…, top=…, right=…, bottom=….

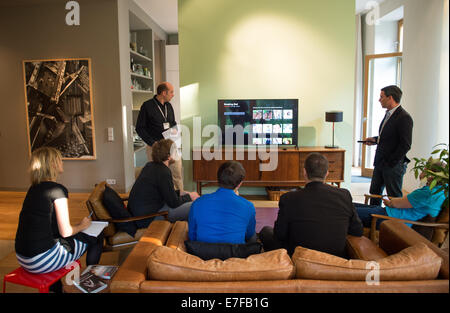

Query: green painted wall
left=178, top=0, right=356, bottom=192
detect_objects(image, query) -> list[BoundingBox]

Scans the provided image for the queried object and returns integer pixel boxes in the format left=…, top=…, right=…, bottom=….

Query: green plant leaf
left=429, top=179, right=438, bottom=190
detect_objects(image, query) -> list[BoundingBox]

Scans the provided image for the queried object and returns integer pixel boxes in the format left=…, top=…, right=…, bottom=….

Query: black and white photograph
left=23, top=58, right=96, bottom=159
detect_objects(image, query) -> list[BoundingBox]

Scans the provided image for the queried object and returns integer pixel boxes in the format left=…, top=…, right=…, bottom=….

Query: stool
left=3, top=260, right=80, bottom=293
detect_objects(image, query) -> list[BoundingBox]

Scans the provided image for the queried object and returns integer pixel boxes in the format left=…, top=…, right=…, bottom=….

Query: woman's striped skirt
left=16, top=239, right=87, bottom=274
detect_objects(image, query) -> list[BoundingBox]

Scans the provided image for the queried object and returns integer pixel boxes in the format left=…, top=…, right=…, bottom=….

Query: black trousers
left=369, top=161, right=407, bottom=205
left=58, top=231, right=104, bottom=266
left=258, top=226, right=286, bottom=253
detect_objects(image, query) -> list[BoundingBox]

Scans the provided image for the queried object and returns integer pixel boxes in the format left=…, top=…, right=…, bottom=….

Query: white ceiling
left=133, top=0, right=178, bottom=34
left=133, top=0, right=388, bottom=35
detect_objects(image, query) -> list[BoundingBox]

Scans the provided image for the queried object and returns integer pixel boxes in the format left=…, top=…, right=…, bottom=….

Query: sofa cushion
left=102, top=185, right=137, bottom=237
left=292, top=243, right=442, bottom=281
left=147, top=246, right=294, bottom=282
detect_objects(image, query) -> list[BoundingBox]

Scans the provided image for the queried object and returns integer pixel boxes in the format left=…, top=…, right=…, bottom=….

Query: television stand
left=192, top=147, right=345, bottom=195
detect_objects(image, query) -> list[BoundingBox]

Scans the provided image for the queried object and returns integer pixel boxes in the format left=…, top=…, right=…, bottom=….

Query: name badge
left=163, top=122, right=170, bottom=130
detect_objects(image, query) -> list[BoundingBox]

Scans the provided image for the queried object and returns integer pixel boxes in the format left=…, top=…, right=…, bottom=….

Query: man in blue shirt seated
left=355, top=162, right=446, bottom=229
left=188, top=161, right=256, bottom=244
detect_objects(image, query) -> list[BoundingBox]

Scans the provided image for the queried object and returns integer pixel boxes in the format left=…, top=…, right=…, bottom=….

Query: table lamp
left=325, top=111, right=343, bottom=149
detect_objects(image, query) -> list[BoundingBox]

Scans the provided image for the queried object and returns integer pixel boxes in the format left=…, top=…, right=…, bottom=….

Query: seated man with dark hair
left=188, top=161, right=256, bottom=244
left=259, top=153, right=363, bottom=257
left=128, top=139, right=199, bottom=228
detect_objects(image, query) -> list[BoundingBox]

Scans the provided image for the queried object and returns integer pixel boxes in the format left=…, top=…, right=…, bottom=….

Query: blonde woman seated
left=15, top=147, right=104, bottom=277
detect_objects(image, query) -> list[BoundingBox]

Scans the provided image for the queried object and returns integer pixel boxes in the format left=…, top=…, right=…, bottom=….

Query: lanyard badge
left=154, top=98, right=169, bottom=130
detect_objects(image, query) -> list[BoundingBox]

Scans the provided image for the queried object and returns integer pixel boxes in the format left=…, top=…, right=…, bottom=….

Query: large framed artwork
left=23, top=58, right=96, bottom=160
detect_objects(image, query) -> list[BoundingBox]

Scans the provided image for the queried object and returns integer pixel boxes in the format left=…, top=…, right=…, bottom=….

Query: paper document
left=162, top=125, right=181, bottom=146
left=82, top=221, right=109, bottom=237
left=162, top=125, right=182, bottom=159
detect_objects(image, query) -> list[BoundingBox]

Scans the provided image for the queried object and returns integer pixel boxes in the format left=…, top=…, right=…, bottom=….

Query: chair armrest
left=371, top=214, right=449, bottom=228
left=106, top=211, right=169, bottom=223
left=364, top=194, right=387, bottom=205
left=370, top=213, right=449, bottom=241
left=346, top=235, right=388, bottom=260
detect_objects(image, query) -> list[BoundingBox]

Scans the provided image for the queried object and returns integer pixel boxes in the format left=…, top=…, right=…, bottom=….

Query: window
left=398, top=19, right=404, bottom=52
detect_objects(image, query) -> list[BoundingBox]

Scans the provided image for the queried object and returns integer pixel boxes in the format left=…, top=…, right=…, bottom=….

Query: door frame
left=361, top=52, right=403, bottom=177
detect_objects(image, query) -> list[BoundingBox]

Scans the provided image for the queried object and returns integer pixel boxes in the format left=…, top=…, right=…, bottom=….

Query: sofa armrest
left=110, top=220, right=173, bottom=292
left=379, top=220, right=449, bottom=279
left=346, top=235, right=388, bottom=261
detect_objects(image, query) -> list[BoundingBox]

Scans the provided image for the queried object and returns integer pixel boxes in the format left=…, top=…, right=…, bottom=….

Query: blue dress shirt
left=188, top=187, right=256, bottom=244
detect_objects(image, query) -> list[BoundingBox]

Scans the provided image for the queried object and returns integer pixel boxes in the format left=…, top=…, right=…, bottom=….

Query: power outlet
left=106, top=179, right=116, bottom=185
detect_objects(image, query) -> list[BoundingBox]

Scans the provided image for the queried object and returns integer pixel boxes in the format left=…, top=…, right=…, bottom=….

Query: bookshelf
left=129, top=14, right=154, bottom=112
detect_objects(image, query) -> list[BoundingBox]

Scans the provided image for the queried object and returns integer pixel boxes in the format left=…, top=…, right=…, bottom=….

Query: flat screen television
left=218, top=99, right=298, bottom=146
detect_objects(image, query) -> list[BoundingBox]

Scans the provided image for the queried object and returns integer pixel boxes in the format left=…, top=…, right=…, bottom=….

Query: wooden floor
left=0, top=191, right=92, bottom=240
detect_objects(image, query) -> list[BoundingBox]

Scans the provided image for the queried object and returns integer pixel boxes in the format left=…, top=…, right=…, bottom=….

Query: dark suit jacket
left=373, top=105, right=413, bottom=167
left=274, top=182, right=363, bottom=257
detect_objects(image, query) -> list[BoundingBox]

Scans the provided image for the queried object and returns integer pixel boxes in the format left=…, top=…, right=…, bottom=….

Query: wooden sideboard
left=192, top=147, right=345, bottom=194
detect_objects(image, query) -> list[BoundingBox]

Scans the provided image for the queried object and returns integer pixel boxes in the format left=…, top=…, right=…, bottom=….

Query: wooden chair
left=86, top=181, right=168, bottom=251
left=364, top=194, right=449, bottom=247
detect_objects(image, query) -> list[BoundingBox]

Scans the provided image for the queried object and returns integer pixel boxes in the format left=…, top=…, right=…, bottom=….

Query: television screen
left=218, top=99, right=298, bottom=146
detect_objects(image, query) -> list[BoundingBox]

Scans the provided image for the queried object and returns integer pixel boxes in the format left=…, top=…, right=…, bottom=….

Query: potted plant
left=412, top=143, right=449, bottom=208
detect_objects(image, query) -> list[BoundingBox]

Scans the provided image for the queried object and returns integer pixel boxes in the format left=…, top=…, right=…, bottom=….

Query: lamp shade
left=325, top=111, right=343, bottom=123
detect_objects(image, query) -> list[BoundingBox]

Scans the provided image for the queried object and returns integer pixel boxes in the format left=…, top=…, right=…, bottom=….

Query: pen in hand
left=88, top=211, right=93, bottom=218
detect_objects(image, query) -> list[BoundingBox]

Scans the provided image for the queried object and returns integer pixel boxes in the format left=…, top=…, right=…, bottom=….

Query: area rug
left=255, top=207, right=279, bottom=233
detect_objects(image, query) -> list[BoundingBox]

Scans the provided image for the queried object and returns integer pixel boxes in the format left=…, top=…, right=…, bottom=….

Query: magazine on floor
left=82, top=265, right=119, bottom=280
left=74, top=272, right=108, bottom=293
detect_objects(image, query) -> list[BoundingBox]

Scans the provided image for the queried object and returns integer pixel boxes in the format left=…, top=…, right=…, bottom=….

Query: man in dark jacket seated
left=128, top=139, right=199, bottom=228
left=259, top=153, right=363, bottom=257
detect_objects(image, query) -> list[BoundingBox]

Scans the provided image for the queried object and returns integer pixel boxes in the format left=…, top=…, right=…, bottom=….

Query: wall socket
left=106, top=179, right=116, bottom=185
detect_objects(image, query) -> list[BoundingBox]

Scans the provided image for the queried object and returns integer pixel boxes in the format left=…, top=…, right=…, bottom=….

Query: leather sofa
left=110, top=219, right=449, bottom=293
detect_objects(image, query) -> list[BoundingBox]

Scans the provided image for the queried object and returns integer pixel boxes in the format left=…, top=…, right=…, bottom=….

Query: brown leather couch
left=110, top=220, right=449, bottom=293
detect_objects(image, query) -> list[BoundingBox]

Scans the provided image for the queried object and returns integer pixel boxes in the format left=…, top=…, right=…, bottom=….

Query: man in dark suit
left=363, top=85, right=413, bottom=205
left=259, top=153, right=363, bottom=258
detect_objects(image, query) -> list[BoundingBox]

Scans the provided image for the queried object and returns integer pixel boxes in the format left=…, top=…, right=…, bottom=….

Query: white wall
left=401, top=0, right=449, bottom=192
left=166, top=45, right=181, bottom=123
